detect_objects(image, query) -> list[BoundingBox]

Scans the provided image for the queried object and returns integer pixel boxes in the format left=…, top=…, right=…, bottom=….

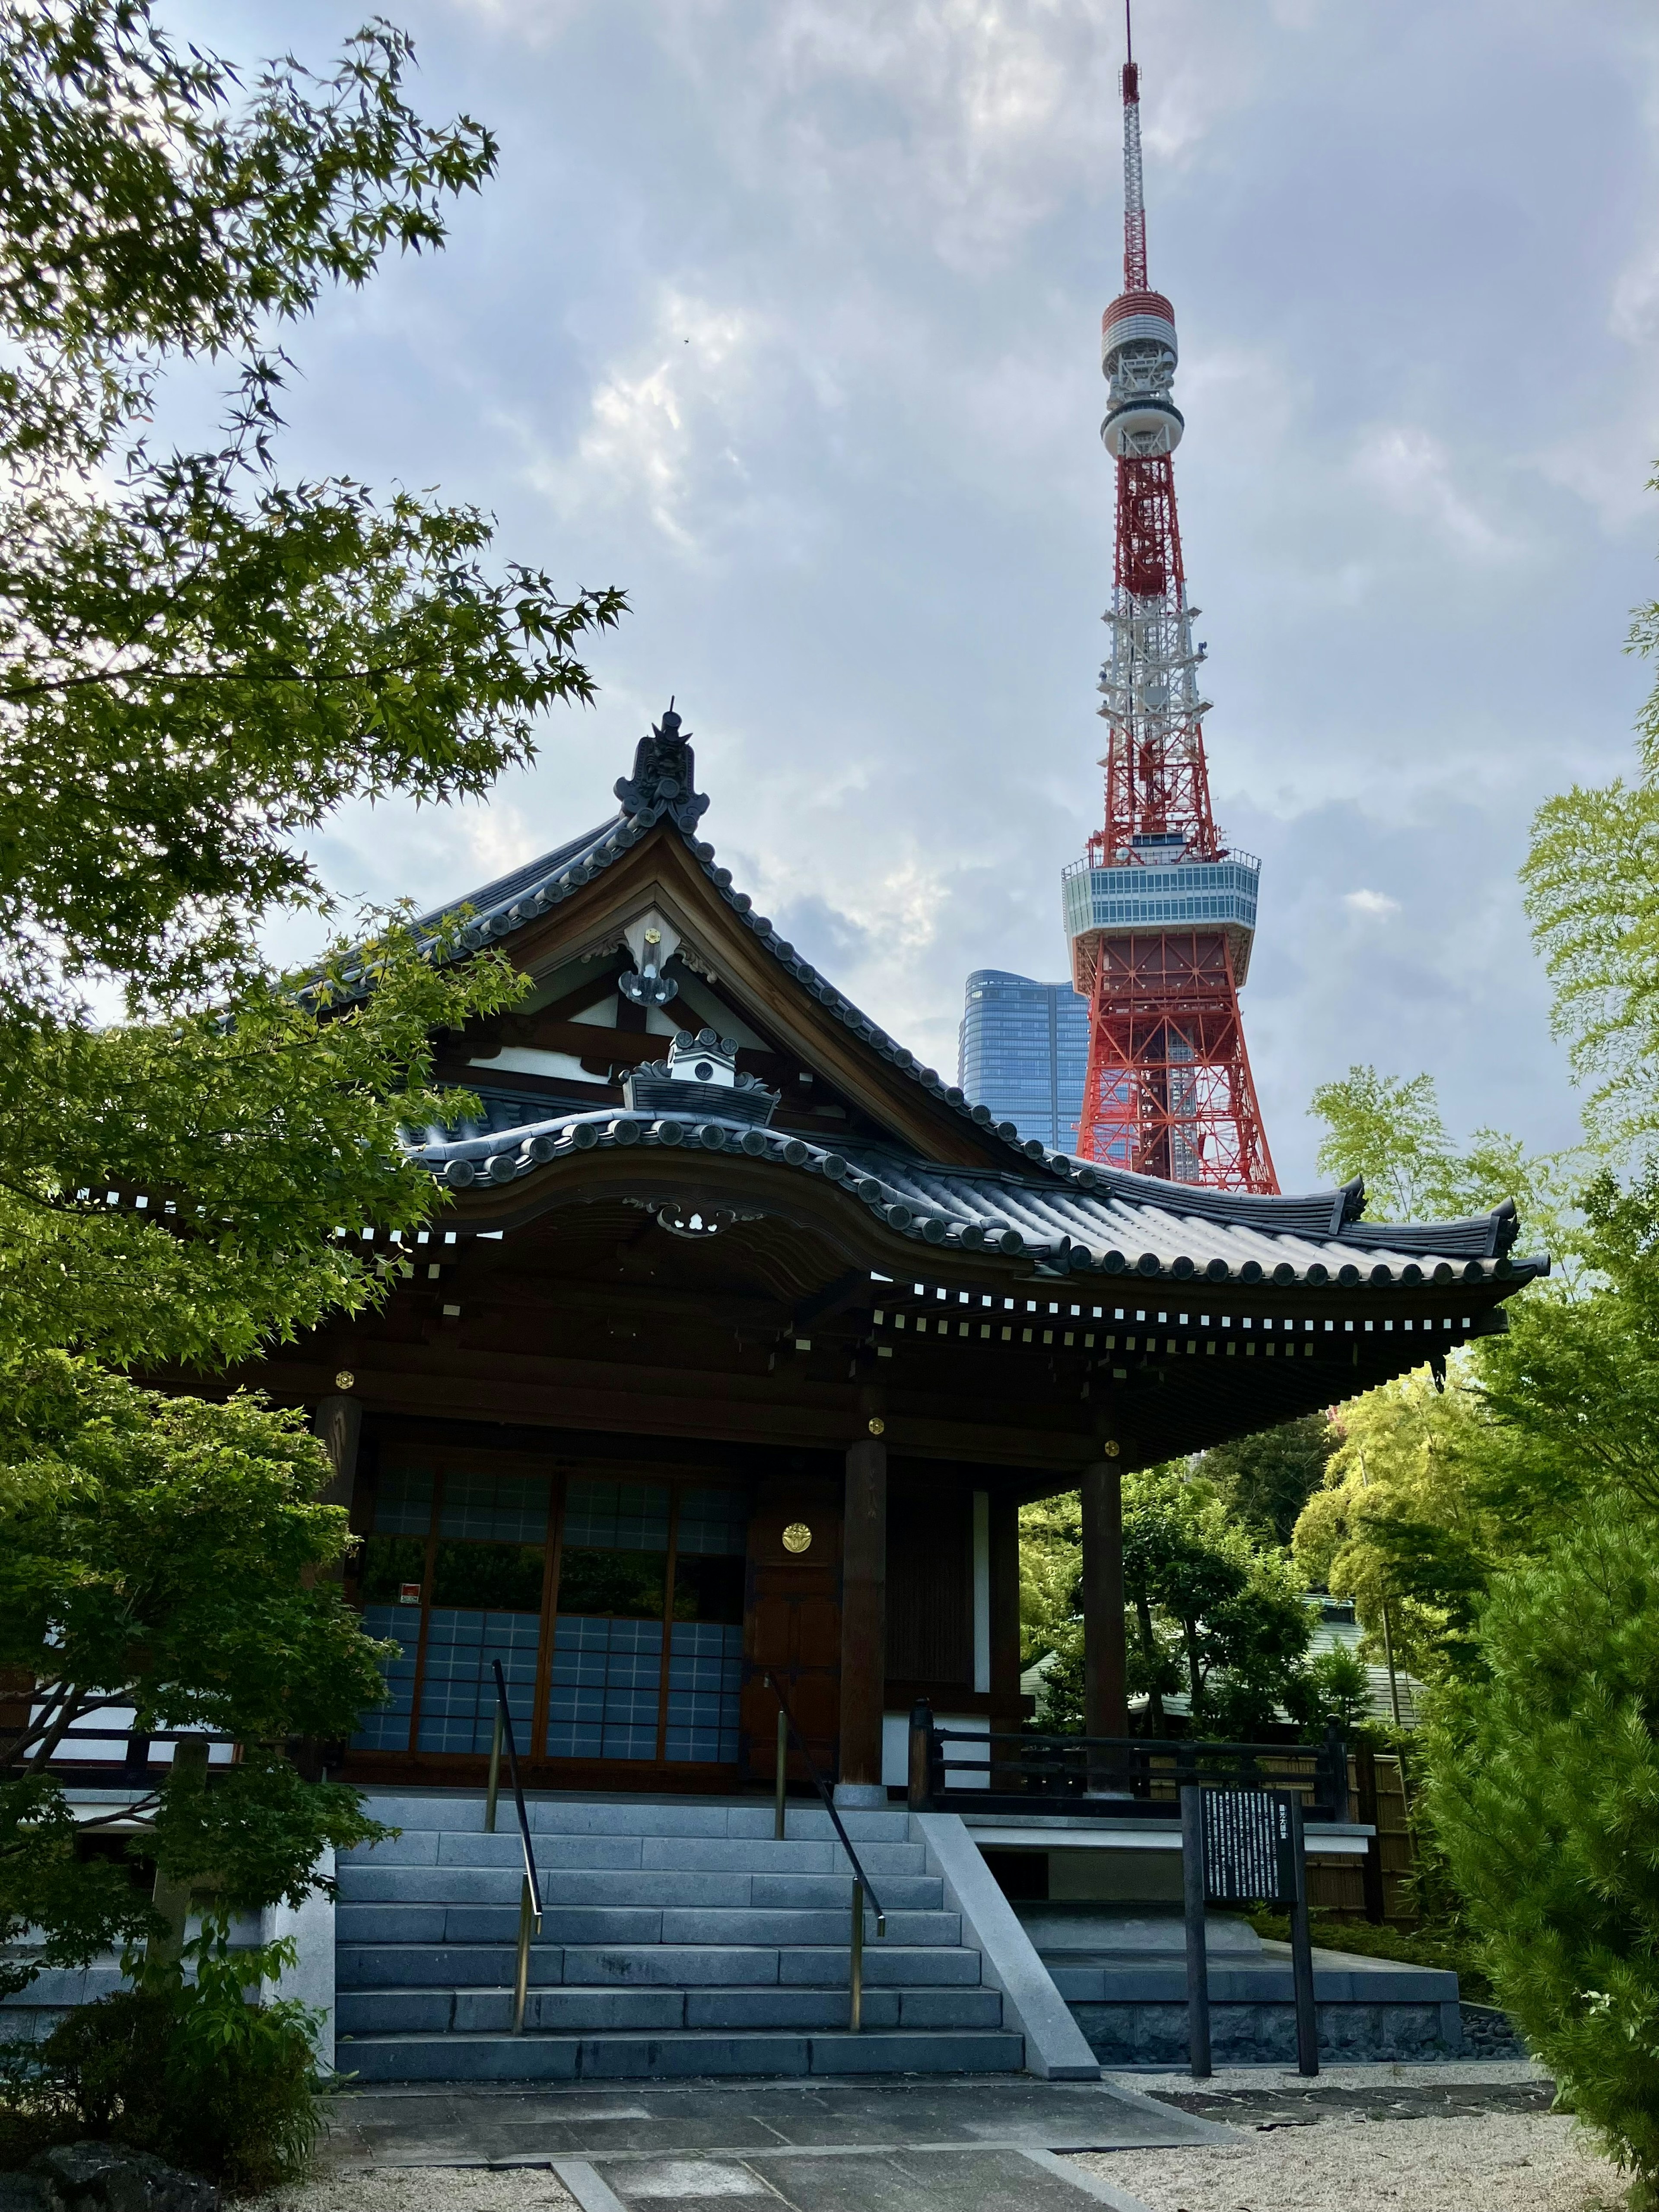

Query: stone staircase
left=336, top=1794, right=1025, bottom=2080
left=1018, top=1904, right=1462, bottom=2066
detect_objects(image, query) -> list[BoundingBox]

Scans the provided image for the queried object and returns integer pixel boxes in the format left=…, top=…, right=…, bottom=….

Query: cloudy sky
left=194, top=0, right=1659, bottom=1190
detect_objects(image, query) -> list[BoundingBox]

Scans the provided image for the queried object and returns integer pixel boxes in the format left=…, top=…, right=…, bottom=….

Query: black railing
left=485, top=1657, right=543, bottom=2034
left=29, top=1726, right=239, bottom=1782
left=909, top=1706, right=1351, bottom=1825
left=760, top=1671, right=886, bottom=2030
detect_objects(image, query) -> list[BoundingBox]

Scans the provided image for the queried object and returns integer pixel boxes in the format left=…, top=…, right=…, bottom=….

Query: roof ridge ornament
left=623, top=1026, right=780, bottom=1127
left=613, top=699, right=710, bottom=833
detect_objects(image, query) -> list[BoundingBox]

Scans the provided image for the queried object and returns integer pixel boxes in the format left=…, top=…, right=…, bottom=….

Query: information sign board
left=1181, top=1783, right=1318, bottom=2081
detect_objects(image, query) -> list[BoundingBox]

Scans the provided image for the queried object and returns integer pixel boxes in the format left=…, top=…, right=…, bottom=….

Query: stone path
left=322, top=2074, right=1222, bottom=2165
left=297, top=2063, right=1602, bottom=2212
left=315, top=2074, right=1223, bottom=2208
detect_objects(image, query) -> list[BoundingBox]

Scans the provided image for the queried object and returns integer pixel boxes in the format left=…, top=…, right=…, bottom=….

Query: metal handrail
left=761, top=1670, right=886, bottom=2030
left=484, top=1658, right=543, bottom=2034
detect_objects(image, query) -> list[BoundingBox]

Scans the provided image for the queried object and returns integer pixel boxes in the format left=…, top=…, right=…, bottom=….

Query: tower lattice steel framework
left=1064, top=17, right=1278, bottom=1192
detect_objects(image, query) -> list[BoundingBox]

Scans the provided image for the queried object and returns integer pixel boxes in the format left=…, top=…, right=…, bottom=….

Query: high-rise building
left=957, top=970, right=1091, bottom=1152
left=1062, top=21, right=1277, bottom=1191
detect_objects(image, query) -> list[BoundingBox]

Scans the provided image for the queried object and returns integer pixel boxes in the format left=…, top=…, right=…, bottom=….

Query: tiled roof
left=401, top=710, right=1541, bottom=1288
left=407, top=1101, right=1540, bottom=1288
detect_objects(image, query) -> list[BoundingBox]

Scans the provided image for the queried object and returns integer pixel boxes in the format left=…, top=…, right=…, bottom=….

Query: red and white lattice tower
left=1065, top=21, right=1277, bottom=1192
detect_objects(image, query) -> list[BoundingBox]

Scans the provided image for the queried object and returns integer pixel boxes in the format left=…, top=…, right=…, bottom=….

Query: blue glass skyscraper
left=957, top=971, right=1091, bottom=1153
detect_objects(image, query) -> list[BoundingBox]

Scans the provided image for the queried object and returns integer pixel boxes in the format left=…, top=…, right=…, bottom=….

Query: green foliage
left=0, top=1776, right=156, bottom=2002
left=1477, top=1172, right=1659, bottom=1526
left=0, top=917, right=527, bottom=1369
left=1309, top=1063, right=1570, bottom=1254
left=0, top=3, right=600, bottom=1369
left=0, top=2, right=623, bottom=1017
left=1194, top=1413, right=1335, bottom=1548
left=1020, top=1471, right=1318, bottom=1738
left=1306, top=1645, right=1377, bottom=1745
left=1294, top=1369, right=1496, bottom=1683
left=1424, top=1502, right=1659, bottom=2184
left=21, top=1924, right=324, bottom=2190
left=1018, top=1492, right=1081, bottom=1669
left=1123, top=1469, right=1315, bottom=1738
left=0, top=0, right=617, bottom=2076
left=0, top=1360, right=390, bottom=1988
left=1524, top=769, right=1659, bottom=1172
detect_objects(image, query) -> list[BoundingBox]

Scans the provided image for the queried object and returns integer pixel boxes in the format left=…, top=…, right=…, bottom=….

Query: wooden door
left=741, top=1475, right=842, bottom=1784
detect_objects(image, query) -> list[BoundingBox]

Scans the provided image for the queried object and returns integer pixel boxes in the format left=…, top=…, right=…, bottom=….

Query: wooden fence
left=1306, top=1746, right=1417, bottom=1923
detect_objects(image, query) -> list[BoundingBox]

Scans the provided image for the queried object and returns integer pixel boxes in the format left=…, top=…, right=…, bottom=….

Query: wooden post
left=1286, top=1793, right=1320, bottom=2076
left=311, top=1393, right=362, bottom=1513
left=908, top=1701, right=934, bottom=1811
left=837, top=1433, right=887, bottom=1802
left=1080, top=1458, right=1127, bottom=1745
left=1356, top=1741, right=1386, bottom=1926
left=1180, top=1783, right=1211, bottom=2079
left=149, top=1737, right=211, bottom=1966
left=988, top=1493, right=1022, bottom=1791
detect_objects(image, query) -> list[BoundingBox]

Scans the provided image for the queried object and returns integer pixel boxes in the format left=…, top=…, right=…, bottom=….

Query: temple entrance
left=741, top=1473, right=843, bottom=1784
left=346, top=1440, right=749, bottom=1780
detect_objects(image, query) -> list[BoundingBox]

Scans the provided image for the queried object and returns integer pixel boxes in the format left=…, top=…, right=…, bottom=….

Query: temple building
left=237, top=710, right=1543, bottom=1802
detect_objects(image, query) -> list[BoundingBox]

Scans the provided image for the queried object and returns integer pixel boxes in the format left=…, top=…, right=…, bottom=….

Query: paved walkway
left=323, top=2074, right=1229, bottom=2209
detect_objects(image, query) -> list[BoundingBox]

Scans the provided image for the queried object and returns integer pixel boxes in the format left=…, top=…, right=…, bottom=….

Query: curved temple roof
left=403, top=709, right=1543, bottom=1293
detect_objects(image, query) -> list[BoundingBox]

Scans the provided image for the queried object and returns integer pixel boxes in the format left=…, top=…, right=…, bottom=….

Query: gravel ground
left=261, top=2171, right=574, bottom=2212
left=1073, top=2062, right=1629, bottom=2212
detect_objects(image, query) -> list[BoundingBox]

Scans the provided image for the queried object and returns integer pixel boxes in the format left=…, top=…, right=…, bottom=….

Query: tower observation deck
left=1065, top=19, right=1277, bottom=1192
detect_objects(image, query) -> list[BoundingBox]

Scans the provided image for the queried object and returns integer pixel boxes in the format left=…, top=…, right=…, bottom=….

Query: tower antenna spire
left=1062, top=16, right=1278, bottom=1192
left=1121, top=2, right=1146, bottom=292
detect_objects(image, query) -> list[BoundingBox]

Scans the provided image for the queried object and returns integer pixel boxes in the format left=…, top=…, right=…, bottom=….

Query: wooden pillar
left=1081, top=1458, right=1127, bottom=1739
left=311, top=1394, right=362, bottom=1513
left=988, top=1493, right=1022, bottom=1788
left=837, top=1432, right=887, bottom=1803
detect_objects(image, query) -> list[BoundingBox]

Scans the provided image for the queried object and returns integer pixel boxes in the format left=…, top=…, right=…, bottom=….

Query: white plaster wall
left=881, top=1710, right=988, bottom=1789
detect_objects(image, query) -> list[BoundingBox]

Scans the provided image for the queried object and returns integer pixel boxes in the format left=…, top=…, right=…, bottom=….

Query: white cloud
left=1348, top=425, right=1524, bottom=566
left=458, top=801, right=542, bottom=887
left=1611, top=237, right=1659, bottom=348
left=242, top=0, right=1656, bottom=1185
left=510, top=289, right=785, bottom=557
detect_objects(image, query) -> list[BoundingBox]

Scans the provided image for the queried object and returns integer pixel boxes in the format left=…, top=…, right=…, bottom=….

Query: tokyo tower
left=1065, top=13, right=1277, bottom=1192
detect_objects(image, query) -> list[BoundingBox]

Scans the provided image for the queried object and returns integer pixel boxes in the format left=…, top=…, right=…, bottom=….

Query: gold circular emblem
left=781, top=1522, right=813, bottom=1554
left=334, top=1370, right=356, bottom=1392
left=1101, top=1439, right=1121, bottom=1459
left=867, top=1416, right=886, bottom=1437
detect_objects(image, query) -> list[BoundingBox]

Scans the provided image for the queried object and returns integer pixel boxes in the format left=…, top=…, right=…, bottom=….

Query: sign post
left=1179, top=1783, right=1319, bottom=2080
left=1179, top=1785, right=1212, bottom=2077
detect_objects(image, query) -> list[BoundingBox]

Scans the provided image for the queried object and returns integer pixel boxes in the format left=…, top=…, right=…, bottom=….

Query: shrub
left=1424, top=1502, right=1659, bottom=2194
left=13, top=1924, right=324, bottom=2192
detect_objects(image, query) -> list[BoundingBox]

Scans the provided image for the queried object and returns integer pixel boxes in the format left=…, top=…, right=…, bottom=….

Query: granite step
left=336, top=1903, right=965, bottom=1948
left=337, top=2027, right=1025, bottom=2083
left=337, top=1982, right=1006, bottom=2035
left=351, top=1831, right=929, bottom=1877
left=335, top=1866, right=945, bottom=1912
left=337, top=1942, right=986, bottom=1990
left=336, top=1796, right=1010, bottom=2082
left=355, top=1796, right=914, bottom=1843
left=1018, top=1908, right=1463, bottom=2067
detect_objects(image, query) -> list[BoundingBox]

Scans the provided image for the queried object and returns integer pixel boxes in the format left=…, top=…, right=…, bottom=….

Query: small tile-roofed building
left=202, top=709, right=1543, bottom=1801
